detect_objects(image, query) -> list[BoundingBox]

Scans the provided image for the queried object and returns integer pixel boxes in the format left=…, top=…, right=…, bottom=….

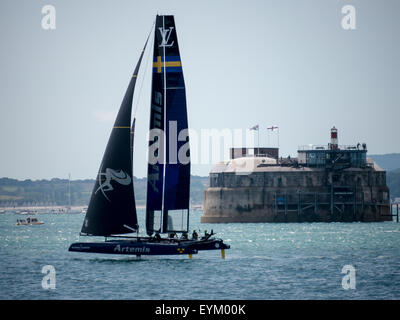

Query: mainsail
left=81, top=37, right=149, bottom=236
left=146, top=15, right=190, bottom=235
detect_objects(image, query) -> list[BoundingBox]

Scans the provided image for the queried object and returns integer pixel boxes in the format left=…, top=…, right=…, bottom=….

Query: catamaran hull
left=68, top=241, right=198, bottom=256
left=187, top=238, right=230, bottom=251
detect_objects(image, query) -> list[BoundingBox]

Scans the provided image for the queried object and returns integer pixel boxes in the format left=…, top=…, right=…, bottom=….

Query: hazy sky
left=0, top=0, right=399, bottom=180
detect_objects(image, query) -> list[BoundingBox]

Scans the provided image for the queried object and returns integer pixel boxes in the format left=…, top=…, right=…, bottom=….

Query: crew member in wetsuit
left=192, top=229, right=198, bottom=240
left=154, top=232, right=161, bottom=242
left=169, top=232, right=176, bottom=239
left=202, top=230, right=210, bottom=240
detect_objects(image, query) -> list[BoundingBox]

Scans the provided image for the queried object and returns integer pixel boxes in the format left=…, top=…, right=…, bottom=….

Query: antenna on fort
left=267, top=125, right=279, bottom=149
left=249, top=124, right=259, bottom=156
left=277, top=126, right=280, bottom=150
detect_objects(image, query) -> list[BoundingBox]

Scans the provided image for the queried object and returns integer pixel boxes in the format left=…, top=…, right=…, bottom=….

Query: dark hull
left=68, top=237, right=230, bottom=256
left=186, top=238, right=230, bottom=251
left=69, top=240, right=198, bottom=256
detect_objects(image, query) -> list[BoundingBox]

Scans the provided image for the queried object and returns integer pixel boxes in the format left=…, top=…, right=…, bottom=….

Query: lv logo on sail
left=95, top=168, right=132, bottom=201
left=158, top=27, right=174, bottom=47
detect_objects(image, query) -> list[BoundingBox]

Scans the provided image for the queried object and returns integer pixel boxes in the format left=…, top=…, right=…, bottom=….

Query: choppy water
left=0, top=210, right=399, bottom=300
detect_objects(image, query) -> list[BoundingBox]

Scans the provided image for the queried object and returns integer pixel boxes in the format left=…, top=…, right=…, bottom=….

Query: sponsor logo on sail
left=96, top=168, right=132, bottom=201
left=158, top=27, right=174, bottom=47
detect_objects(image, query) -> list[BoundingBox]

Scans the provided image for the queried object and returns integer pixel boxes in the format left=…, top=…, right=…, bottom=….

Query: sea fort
left=202, top=127, right=391, bottom=223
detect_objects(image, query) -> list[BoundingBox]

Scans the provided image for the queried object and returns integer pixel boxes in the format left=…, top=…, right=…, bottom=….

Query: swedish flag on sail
left=153, top=56, right=182, bottom=73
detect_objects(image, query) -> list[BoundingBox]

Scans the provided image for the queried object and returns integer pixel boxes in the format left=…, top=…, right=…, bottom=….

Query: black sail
left=81, top=38, right=149, bottom=236
left=146, top=15, right=190, bottom=235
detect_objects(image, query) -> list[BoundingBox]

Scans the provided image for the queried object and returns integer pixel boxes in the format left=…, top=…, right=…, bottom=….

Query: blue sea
left=0, top=210, right=399, bottom=300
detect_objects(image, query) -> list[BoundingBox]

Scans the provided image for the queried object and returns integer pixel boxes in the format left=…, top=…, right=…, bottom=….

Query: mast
left=161, top=15, right=167, bottom=233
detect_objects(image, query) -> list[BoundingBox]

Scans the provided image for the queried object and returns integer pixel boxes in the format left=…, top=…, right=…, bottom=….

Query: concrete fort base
left=202, top=186, right=391, bottom=223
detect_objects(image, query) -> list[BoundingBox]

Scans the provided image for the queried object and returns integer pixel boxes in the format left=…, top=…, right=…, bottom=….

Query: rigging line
left=133, top=19, right=155, bottom=117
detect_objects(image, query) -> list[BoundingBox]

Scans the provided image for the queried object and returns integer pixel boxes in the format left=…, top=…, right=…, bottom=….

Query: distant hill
left=2, top=152, right=399, bottom=206
left=387, top=169, right=400, bottom=200
left=368, top=153, right=400, bottom=171
left=367, top=153, right=400, bottom=199
left=0, top=177, right=93, bottom=207
left=0, top=176, right=209, bottom=207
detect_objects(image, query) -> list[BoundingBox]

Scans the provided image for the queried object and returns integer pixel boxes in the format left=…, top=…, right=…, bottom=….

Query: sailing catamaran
left=69, top=15, right=230, bottom=258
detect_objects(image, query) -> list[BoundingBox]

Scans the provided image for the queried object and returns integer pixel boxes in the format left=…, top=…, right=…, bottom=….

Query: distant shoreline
left=1, top=204, right=203, bottom=211
left=1, top=205, right=146, bottom=211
